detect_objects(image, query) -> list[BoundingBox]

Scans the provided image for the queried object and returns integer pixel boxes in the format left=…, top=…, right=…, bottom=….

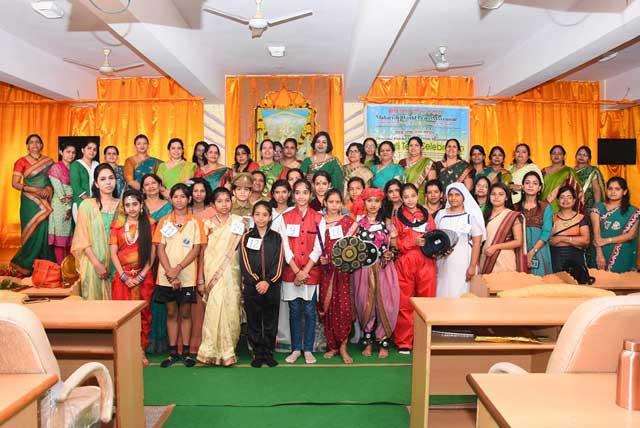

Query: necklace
left=557, top=212, right=577, bottom=221
left=124, top=222, right=139, bottom=245
left=28, top=153, right=42, bottom=162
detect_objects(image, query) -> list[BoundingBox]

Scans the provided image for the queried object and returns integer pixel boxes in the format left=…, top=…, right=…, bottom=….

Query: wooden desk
left=409, top=297, right=586, bottom=428
left=467, top=373, right=640, bottom=427
left=21, top=281, right=80, bottom=299
left=0, top=374, right=57, bottom=427
left=28, top=300, right=146, bottom=428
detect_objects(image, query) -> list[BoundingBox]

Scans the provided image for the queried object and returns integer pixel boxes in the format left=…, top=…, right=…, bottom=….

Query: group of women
left=10, top=131, right=639, bottom=367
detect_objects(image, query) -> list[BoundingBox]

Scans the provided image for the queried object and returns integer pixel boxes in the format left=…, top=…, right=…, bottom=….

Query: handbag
left=32, top=259, right=62, bottom=288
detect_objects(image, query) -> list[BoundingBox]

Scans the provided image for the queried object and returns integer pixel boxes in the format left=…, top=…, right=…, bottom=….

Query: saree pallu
left=124, top=156, right=161, bottom=187
left=591, top=203, right=640, bottom=273
left=48, top=161, right=73, bottom=249
left=157, top=161, right=196, bottom=191
left=195, top=166, right=232, bottom=190
left=509, top=163, right=543, bottom=204
left=371, top=163, right=405, bottom=189
left=486, top=167, right=512, bottom=185
left=542, top=166, right=583, bottom=213
left=433, top=160, right=472, bottom=189
left=11, top=157, right=55, bottom=275
left=401, top=157, right=433, bottom=204
left=71, top=199, right=112, bottom=300
left=343, top=164, right=373, bottom=197
left=575, top=165, right=605, bottom=212
left=197, top=214, right=243, bottom=366
left=300, top=157, right=344, bottom=192
left=258, top=162, right=284, bottom=197
left=480, top=209, right=528, bottom=274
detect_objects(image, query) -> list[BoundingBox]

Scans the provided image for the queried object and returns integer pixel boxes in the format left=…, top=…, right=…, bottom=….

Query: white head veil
left=444, top=182, right=486, bottom=241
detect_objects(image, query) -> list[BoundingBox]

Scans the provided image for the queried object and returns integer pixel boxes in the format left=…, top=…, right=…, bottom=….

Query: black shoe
left=251, top=358, right=264, bottom=368
left=264, top=356, right=278, bottom=367
left=398, top=348, right=411, bottom=355
left=182, top=353, right=196, bottom=367
left=160, top=353, right=181, bottom=368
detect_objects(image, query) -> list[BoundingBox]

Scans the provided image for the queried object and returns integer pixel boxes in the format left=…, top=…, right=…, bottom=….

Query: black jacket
left=240, top=228, right=284, bottom=289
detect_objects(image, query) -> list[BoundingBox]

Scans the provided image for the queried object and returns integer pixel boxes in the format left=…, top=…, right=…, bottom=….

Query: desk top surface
left=0, top=374, right=58, bottom=423
left=28, top=300, right=146, bottom=329
left=410, top=297, right=586, bottom=325
left=467, top=373, right=640, bottom=427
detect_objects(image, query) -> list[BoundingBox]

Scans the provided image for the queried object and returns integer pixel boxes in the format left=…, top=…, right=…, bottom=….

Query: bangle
left=119, top=272, right=128, bottom=282
left=136, top=273, right=145, bottom=283
left=176, top=263, right=184, bottom=271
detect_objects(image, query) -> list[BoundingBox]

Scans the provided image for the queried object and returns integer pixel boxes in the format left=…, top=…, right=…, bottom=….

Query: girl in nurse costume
left=435, top=183, right=486, bottom=297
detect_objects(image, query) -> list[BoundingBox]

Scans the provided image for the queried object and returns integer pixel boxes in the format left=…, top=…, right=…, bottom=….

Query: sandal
left=160, top=353, right=181, bottom=368
left=182, top=353, right=196, bottom=367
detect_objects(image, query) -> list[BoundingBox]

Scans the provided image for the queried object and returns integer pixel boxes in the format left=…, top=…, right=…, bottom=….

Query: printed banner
left=365, top=104, right=470, bottom=161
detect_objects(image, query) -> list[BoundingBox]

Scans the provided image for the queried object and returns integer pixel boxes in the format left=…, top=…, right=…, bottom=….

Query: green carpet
left=163, top=404, right=409, bottom=428
left=144, top=365, right=411, bottom=406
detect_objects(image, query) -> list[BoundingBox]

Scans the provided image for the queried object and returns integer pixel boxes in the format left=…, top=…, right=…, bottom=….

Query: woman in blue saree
left=371, top=141, right=405, bottom=189
left=124, top=134, right=161, bottom=191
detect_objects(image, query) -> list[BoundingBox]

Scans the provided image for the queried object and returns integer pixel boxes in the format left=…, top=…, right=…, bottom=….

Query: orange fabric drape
left=0, top=77, right=203, bottom=247
left=224, top=75, right=344, bottom=164
left=367, top=76, right=474, bottom=106
left=97, top=77, right=204, bottom=160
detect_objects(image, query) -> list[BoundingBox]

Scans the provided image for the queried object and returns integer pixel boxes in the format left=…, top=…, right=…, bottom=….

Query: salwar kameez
left=197, top=214, right=244, bottom=366
left=48, top=161, right=73, bottom=264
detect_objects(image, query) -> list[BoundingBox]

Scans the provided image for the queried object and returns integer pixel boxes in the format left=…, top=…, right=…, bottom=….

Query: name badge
left=247, top=237, right=262, bottom=250
left=230, top=222, right=245, bottom=235
left=328, top=225, right=344, bottom=240
left=286, top=224, right=301, bottom=237
left=182, top=238, right=192, bottom=248
left=370, top=223, right=383, bottom=232
left=413, top=223, right=427, bottom=233
left=160, top=222, right=178, bottom=238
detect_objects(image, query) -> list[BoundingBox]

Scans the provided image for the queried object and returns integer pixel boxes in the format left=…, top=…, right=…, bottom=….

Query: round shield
left=332, top=236, right=369, bottom=273
left=361, top=242, right=379, bottom=267
left=422, top=229, right=459, bottom=258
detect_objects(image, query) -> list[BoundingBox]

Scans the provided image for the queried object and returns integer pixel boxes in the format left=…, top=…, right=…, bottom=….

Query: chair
left=0, top=303, right=113, bottom=427
left=489, top=295, right=640, bottom=374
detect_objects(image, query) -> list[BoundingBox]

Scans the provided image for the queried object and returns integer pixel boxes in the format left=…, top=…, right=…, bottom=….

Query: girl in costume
left=250, top=170, right=268, bottom=204
left=310, top=170, right=331, bottom=213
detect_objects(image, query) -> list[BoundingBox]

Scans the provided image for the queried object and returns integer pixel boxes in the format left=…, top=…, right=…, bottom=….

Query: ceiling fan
left=414, top=46, right=484, bottom=73
left=203, top=0, right=313, bottom=39
left=63, top=48, right=145, bottom=75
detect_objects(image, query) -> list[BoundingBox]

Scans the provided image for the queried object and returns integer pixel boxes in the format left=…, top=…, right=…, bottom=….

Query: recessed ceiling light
left=598, top=52, right=619, bottom=63
left=31, top=1, right=64, bottom=19
left=268, top=46, right=286, bottom=58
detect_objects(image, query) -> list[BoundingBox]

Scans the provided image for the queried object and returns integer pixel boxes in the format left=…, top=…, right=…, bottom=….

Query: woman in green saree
left=343, top=142, right=373, bottom=198
left=486, top=146, right=512, bottom=185
left=400, top=136, right=433, bottom=204
left=257, top=139, right=284, bottom=198
left=574, top=146, right=604, bottom=212
left=195, top=143, right=232, bottom=190
left=301, top=131, right=344, bottom=192
left=590, top=177, right=640, bottom=273
left=141, top=173, right=172, bottom=354
left=430, top=138, right=473, bottom=191
left=508, top=143, right=543, bottom=205
left=541, top=145, right=583, bottom=213
left=71, top=164, right=119, bottom=300
left=124, top=134, right=161, bottom=191
left=363, top=137, right=379, bottom=169
left=371, top=141, right=405, bottom=189
left=469, top=145, right=492, bottom=182
left=10, top=134, right=55, bottom=276
left=157, top=138, right=196, bottom=198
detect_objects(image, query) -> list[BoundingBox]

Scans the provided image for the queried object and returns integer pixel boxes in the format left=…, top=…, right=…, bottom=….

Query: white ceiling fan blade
left=112, top=62, right=146, bottom=72
left=251, top=27, right=266, bottom=38
left=202, top=6, right=251, bottom=25
left=267, top=10, right=313, bottom=27
left=63, top=58, right=100, bottom=71
left=446, top=61, right=485, bottom=70
left=412, top=67, right=438, bottom=73
left=428, top=52, right=441, bottom=66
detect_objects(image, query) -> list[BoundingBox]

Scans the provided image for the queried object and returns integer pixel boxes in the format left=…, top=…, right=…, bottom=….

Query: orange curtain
left=224, top=75, right=344, bottom=165
left=97, top=77, right=203, bottom=160
left=0, top=77, right=203, bottom=247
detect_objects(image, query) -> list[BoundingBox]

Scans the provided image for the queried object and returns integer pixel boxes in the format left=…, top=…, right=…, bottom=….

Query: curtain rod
left=0, top=97, right=204, bottom=105
left=360, top=95, right=637, bottom=106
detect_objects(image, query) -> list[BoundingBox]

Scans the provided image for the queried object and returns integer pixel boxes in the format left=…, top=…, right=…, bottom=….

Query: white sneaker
left=285, top=350, right=301, bottom=364
left=304, top=351, right=316, bottom=364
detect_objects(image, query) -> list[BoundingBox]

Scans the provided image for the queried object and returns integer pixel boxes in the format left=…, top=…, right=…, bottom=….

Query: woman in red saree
left=110, top=189, right=155, bottom=366
left=480, top=182, right=527, bottom=274
left=318, top=189, right=355, bottom=364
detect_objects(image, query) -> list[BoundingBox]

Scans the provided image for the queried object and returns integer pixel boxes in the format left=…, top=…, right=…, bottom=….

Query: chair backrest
left=0, top=303, right=60, bottom=378
left=547, top=295, right=640, bottom=374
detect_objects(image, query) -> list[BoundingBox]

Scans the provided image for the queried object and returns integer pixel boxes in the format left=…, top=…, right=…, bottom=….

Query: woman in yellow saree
left=541, top=145, right=583, bottom=213
left=71, top=164, right=120, bottom=300
left=197, top=187, right=244, bottom=366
